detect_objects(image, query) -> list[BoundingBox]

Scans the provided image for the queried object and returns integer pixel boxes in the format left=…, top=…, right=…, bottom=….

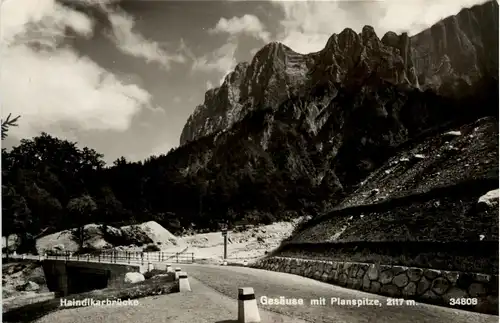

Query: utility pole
left=199, top=190, right=202, bottom=219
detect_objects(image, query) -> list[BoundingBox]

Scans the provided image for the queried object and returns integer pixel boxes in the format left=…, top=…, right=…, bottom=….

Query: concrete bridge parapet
left=42, top=260, right=144, bottom=296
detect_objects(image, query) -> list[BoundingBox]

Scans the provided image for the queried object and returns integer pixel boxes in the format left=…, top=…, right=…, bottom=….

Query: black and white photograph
left=1, top=0, right=498, bottom=322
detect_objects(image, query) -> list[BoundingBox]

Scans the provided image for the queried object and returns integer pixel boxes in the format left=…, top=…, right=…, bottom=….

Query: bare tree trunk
left=79, top=226, right=84, bottom=249
left=34, top=227, right=49, bottom=239
left=102, top=223, right=108, bottom=239
left=5, top=234, right=9, bottom=261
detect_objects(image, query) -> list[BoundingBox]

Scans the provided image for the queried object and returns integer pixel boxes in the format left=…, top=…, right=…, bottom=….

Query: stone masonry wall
left=252, top=256, right=498, bottom=314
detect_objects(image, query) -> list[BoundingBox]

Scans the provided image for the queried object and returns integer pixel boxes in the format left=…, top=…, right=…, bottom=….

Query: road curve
left=182, top=264, right=498, bottom=323
left=34, top=264, right=498, bottom=323
left=34, top=273, right=308, bottom=323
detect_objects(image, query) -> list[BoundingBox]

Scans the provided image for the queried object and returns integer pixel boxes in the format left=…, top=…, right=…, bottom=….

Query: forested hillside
left=1, top=125, right=324, bottom=253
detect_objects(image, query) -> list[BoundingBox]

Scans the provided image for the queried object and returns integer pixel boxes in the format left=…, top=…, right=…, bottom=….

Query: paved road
left=35, top=276, right=307, bottom=323
left=34, top=264, right=498, bottom=323
left=181, top=264, right=498, bottom=323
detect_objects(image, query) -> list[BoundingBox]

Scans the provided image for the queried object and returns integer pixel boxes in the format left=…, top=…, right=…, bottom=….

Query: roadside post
left=222, top=228, right=228, bottom=261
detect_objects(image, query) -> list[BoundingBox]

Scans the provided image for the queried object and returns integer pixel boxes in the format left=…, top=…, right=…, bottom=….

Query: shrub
left=142, top=244, right=160, bottom=252
left=261, top=212, right=276, bottom=225
left=143, top=269, right=172, bottom=280
left=73, top=246, right=101, bottom=256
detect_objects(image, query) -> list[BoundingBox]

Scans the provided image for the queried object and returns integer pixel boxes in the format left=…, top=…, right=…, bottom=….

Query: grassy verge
left=3, top=271, right=178, bottom=323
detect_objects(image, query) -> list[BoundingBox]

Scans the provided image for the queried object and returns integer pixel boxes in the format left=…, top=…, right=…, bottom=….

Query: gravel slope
left=183, top=220, right=299, bottom=262
left=338, top=117, right=498, bottom=209
left=36, top=221, right=186, bottom=254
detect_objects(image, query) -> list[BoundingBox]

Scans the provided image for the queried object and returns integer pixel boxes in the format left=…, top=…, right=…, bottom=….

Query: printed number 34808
left=449, top=298, right=478, bottom=306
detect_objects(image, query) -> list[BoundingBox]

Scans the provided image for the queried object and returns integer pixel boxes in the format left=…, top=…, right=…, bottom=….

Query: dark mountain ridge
left=173, top=1, right=497, bottom=199
left=181, top=0, right=498, bottom=144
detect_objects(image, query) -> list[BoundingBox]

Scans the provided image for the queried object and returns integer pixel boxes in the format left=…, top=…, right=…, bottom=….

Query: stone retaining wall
left=252, top=256, right=498, bottom=314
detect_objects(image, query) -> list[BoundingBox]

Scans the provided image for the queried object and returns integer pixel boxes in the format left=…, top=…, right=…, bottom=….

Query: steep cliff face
left=181, top=43, right=313, bottom=143
left=170, top=1, right=498, bottom=219
left=180, top=0, right=498, bottom=145
left=407, top=0, right=499, bottom=93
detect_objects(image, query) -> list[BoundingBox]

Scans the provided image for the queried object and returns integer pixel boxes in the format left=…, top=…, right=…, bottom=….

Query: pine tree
left=1, top=114, right=20, bottom=140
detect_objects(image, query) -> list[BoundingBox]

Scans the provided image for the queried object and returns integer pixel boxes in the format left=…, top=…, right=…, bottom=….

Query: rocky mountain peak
left=180, top=0, right=498, bottom=145
left=254, top=41, right=288, bottom=57
left=360, top=25, right=378, bottom=42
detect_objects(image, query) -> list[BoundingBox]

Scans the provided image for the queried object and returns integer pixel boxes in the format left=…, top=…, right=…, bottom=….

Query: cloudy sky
left=0, top=0, right=489, bottom=163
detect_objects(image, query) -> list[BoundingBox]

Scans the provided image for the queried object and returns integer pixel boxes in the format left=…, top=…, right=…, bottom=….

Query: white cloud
left=249, top=48, right=259, bottom=56
left=0, top=0, right=165, bottom=139
left=192, top=14, right=270, bottom=82
left=178, top=38, right=197, bottom=61
left=1, top=0, right=94, bottom=45
left=206, top=80, right=214, bottom=90
left=377, top=0, right=488, bottom=33
left=209, top=14, right=270, bottom=42
left=1, top=45, right=150, bottom=136
left=271, top=0, right=488, bottom=54
left=104, top=9, right=185, bottom=69
left=191, top=41, right=238, bottom=74
left=219, top=73, right=230, bottom=86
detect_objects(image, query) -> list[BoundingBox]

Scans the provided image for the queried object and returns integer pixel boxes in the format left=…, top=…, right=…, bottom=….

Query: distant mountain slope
left=180, top=0, right=498, bottom=145
left=170, top=0, right=498, bottom=224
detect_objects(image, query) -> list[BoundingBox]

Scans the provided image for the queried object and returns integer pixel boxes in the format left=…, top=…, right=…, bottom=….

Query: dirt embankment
left=2, top=261, right=48, bottom=300
left=35, top=221, right=187, bottom=255
left=182, top=220, right=301, bottom=263
left=33, top=218, right=300, bottom=264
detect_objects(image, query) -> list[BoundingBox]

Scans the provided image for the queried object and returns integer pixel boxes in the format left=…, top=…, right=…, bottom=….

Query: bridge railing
left=6, top=250, right=195, bottom=264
